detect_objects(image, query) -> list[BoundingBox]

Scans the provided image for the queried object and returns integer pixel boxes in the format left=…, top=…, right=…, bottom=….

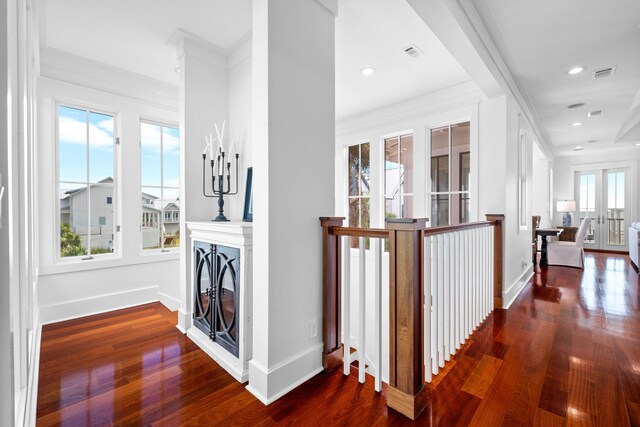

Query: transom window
left=57, top=105, right=116, bottom=258
left=430, top=121, right=471, bottom=226
left=140, top=121, right=180, bottom=251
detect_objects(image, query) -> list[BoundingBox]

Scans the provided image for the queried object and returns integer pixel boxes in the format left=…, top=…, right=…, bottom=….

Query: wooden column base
left=322, top=345, right=343, bottom=371
left=387, top=384, right=429, bottom=420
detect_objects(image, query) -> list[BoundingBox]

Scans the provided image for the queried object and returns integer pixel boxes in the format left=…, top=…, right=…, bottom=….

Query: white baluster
left=358, top=236, right=366, bottom=384
left=342, top=235, right=351, bottom=376
left=454, top=232, right=460, bottom=350
left=464, top=230, right=469, bottom=340
left=489, top=228, right=494, bottom=309
left=374, top=238, right=382, bottom=392
left=443, top=233, right=450, bottom=361
left=424, top=235, right=432, bottom=383
left=437, top=234, right=445, bottom=368
left=431, top=235, right=439, bottom=376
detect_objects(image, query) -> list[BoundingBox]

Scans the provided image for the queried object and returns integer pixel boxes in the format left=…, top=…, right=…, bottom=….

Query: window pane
left=163, top=126, right=180, bottom=188
left=60, top=183, right=87, bottom=258
left=400, top=135, right=413, bottom=194
left=89, top=112, right=114, bottom=183
left=431, top=126, right=449, bottom=192
left=141, top=186, right=162, bottom=249
left=361, top=142, right=370, bottom=196
left=141, top=122, right=162, bottom=187
left=348, top=145, right=359, bottom=197
left=161, top=188, right=180, bottom=248
left=385, top=136, right=399, bottom=195
left=431, top=195, right=449, bottom=227
left=452, top=122, right=470, bottom=192
left=89, top=183, right=115, bottom=255
left=58, top=106, right=87, bottom=183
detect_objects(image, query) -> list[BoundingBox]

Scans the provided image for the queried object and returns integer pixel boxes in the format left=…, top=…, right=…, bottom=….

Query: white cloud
left=59, top=116, right=114, bottom=148
left=140, top=122, right=180, bottom=154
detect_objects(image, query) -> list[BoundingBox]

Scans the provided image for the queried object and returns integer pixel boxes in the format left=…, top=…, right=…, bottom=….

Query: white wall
left=228, top=39, right=253, bottom=221
left=249, top=0, right=336, bottom=404
left=532, top=152, right=551, bottom=227
left=37, top=57, right=181, bottom=324
left=553, top=148, right=640, bottom=226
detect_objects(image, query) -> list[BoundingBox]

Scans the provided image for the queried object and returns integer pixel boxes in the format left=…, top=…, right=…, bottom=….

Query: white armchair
left=547, top=217, right=591, bottom=268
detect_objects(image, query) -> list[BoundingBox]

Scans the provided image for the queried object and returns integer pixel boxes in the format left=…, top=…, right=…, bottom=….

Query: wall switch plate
left=309, top=318, right=318, bottom=339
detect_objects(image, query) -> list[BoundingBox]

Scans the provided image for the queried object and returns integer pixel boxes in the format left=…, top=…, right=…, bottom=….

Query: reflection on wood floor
left=36, top=253, right=640, bottom=426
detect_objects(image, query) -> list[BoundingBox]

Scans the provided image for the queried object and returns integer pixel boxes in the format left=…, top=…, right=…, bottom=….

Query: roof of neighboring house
left=142, top=205, right=161, bottom=213
left=64, top=177, right=114, bottom=196
left=164, top=202, right=180, bottom=211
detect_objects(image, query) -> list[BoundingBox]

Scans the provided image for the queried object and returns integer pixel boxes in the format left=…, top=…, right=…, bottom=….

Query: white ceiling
left=40, top=0, right=252, bottom=84
left=334, top=0, right=470, bottom=120
left=39, top=0, right=470, bottom=121
left=473, top=0, right=640, bottom=156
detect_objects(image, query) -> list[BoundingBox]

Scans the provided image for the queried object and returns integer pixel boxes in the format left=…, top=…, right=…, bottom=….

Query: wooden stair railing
left=319, top=214, right=505, bottom=420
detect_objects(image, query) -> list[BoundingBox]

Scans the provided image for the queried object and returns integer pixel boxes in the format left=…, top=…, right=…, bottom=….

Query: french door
left=576, top=168, right=629, bottom=251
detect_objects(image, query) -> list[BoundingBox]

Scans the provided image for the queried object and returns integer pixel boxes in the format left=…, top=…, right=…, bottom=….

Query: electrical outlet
left=309, top=318, right=318, bottom=339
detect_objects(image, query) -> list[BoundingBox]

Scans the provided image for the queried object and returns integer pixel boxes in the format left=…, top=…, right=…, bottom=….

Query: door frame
left=570, top=161, right=637, bottom=251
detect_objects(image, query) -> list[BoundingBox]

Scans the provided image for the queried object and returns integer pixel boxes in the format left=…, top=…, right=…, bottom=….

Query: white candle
left=203, top=136, right=210, bottom=156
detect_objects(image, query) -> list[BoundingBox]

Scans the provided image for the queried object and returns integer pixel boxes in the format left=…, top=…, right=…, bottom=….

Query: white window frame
left=139, top=119, right=180, bottom=253
left=55, top=101, right=119, bottom=263
left=384, top=133, right=414, bottom=220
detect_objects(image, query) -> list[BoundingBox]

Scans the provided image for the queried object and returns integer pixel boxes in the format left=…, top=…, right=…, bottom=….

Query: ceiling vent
left=567, top=103, right=585, bottom=109
left=587, top=139, right=598, bottom=144
left=591, top=66, right=616, bottom=80
left=404, top=45, right=422, bottom=58
left=587, top=110, right=604, bottom=117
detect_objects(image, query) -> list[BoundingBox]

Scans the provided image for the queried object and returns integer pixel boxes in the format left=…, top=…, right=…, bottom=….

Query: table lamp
left=557, top=200, right=576, bottom=227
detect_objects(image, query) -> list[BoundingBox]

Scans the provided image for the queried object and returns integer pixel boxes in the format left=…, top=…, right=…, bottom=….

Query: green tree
left=60, top=223, right=86, bottom=257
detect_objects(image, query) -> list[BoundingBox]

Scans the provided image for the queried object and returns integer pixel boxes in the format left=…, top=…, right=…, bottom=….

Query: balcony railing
left=320, top=214, right=504, bottom=420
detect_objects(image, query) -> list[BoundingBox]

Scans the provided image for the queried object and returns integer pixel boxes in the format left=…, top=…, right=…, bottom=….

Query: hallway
left=36, top=253, right=640, bottom=426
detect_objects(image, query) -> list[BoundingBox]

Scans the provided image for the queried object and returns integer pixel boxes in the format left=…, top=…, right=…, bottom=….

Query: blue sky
left=59, top=106, right=180, bottom=199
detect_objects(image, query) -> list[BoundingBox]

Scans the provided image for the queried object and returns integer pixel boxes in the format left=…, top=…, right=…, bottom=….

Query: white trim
left=187, top=327, right=249, bottom=383
left=157, top=291, right=180, bottom=312
left=246, top=343, right=323, bottom=405
left=39, top=286, right=159, bottom=325
left=23, top=309, right=41, bottom=427
left=40, top=251, right=178, bottom=276
left=502, top=265, right=534, bottom=309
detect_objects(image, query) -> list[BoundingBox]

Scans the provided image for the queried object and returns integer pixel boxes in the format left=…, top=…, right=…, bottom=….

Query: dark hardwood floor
left=36, top=253, right=640, bottom=426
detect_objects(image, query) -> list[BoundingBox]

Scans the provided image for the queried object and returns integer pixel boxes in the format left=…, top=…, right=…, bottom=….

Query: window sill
left=40, top=250, right=180, bottom=276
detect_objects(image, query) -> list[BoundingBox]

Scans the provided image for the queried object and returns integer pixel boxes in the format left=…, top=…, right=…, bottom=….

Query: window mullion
left=85, top=110, right=92, bottom=256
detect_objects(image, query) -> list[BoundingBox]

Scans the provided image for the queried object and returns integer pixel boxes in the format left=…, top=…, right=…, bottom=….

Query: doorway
left=575, top=168, right=629, bottom=251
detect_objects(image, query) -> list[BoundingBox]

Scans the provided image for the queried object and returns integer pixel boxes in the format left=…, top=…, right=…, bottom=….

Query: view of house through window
left=58, top=105, right=116, bottom=258
left=140, top=121, right=180, bottom=250
left=430, top=121, right=471, bottom=226
left=385, top=134, right=413, bottom=219
left=348, top=142, right=370, bottom=247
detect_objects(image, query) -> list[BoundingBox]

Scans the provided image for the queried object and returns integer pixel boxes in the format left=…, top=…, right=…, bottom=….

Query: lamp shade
left=556, top=200, right=576, bottom=212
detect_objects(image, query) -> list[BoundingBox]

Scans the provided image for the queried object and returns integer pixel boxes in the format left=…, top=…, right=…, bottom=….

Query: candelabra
left=202, top=151, right=239, bottom=221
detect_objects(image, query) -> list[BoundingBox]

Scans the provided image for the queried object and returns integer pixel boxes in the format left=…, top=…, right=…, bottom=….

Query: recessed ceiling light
left=636, top=143, right=640, bottom=146
left=574, top=146, right=584, bottom=151
left=587, top=110, right=604, bottom=117
left=568, top=66, right=585, bottom=75
left=568, top=103, right=585, bottom=109
left=360, top=67, right=375, bottom=76
left=572, top=122, right=583, bottom=127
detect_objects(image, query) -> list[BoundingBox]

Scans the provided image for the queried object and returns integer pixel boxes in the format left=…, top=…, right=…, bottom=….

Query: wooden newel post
left=486, top=214, right=505, bottom=309
left=386, top=218, right=428, bottom=420
left=319, top=217, right=345, bottom=370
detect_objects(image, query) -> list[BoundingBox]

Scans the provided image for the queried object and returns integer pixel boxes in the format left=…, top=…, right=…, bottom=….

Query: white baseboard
left=157, top=291, right=180, bottom=312
left=39, top=286, right=159, bottom=325
left=24, top=307, right=41, bottom=427
left=503, top=265, right=534, bottom=309
left=246, top=343, right=323, bottom=405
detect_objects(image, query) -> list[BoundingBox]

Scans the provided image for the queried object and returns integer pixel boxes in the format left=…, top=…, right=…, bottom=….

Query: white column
left=174, top=31, right=229, bottom=332
left=248, top=0, right=337, bottom=404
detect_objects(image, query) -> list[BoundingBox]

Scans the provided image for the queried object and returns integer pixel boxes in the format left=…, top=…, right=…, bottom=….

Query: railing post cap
left=485, top=214, right=505, bottom=221
left=319, top=217, right=345, bottom=227
left=385, top=218, right=428, bottom=231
